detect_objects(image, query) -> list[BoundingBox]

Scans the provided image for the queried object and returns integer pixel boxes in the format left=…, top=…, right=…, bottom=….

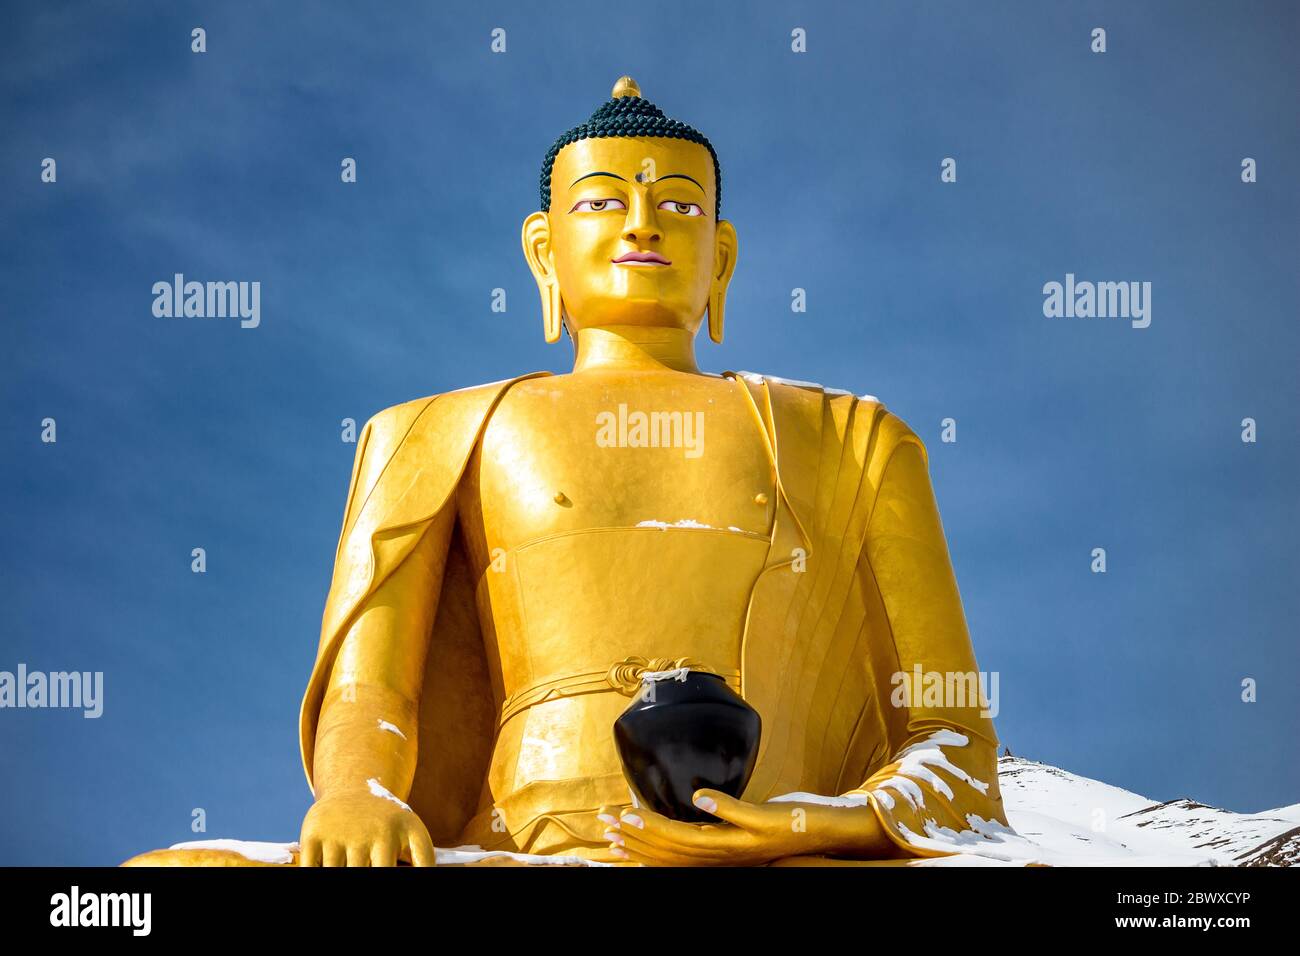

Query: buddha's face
left=523, top=136, right=737, bottom=338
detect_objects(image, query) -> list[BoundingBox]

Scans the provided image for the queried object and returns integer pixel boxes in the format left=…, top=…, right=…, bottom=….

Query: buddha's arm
left=845, top=436, right=1008, bottom=856
left=301, top=509, right=454, bottom=866
left=314, top=511, right=452, bottom=798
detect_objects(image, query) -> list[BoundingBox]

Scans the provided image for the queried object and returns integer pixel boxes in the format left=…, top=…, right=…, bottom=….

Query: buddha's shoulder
left=736, top=371, right=925, bottom=457
left=734, top=370, right=881, bottom=404
left=360, top=374, right=554, bottom=448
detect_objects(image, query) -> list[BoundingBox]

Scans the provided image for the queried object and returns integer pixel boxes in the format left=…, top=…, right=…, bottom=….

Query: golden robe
left=297, top=370, right=1010, bottom=862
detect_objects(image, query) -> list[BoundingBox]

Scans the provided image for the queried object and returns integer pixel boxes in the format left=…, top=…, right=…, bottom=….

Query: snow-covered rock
left=920, top=756, right=1299, bottom=867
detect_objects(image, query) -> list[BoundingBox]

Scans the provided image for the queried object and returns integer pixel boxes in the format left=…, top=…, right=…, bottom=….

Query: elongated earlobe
left=708, top=284, right=726, bottom=344
left=544, top=283, right=564, bottom=343
left=521, top=211, right=565, bottom=344
left=708, top=220, right=738, bottom=345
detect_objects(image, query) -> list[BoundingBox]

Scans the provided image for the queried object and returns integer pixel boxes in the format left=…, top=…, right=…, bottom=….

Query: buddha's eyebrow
left=570, top=171, right=626, bottom=187
left=655, top=173, right=705, bottom=194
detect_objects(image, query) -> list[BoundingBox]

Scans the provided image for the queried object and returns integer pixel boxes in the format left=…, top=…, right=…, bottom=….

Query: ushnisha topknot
left=540, top=76, right=722, bottom=217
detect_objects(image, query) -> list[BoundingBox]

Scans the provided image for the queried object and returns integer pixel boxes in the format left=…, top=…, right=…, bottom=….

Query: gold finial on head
left=611, top=76, right=641, bottom=99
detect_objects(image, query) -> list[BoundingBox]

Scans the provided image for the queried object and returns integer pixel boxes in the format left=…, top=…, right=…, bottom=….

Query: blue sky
left=1, top=1, right=1296, bottom=865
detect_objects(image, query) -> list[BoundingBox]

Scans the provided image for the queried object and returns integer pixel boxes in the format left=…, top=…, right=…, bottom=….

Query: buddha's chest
left=463, top=376, right=775, bottom=555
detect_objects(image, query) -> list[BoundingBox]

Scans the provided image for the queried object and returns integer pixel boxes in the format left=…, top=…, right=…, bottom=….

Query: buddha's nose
left=622, top=223, right=662, bottom=243
left=623, top=198, right=661, bottom=244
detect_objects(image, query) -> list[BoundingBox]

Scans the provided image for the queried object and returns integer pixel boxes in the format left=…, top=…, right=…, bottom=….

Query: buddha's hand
left=599, top=789, right=890, bottom=866
left=299, top=790, right=436, bottom=867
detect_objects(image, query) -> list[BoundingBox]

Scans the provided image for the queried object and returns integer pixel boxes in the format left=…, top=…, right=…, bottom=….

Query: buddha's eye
left=658, top=200, right=704, bottom=217
left=570, top=198, right=627, bottom=213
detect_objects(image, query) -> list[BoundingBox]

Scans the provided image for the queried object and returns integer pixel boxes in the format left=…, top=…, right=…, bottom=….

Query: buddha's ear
left=522, top=211, right=564, bottom=343
left=708, top=219, right=738, bottom=345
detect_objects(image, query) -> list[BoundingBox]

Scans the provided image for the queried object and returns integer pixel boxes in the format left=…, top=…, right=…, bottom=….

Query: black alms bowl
left=613, top=671, right=762, bottom=823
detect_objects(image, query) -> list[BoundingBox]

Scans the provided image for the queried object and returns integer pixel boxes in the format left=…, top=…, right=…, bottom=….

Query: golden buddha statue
left=125, top=76, right=1009, bottom=867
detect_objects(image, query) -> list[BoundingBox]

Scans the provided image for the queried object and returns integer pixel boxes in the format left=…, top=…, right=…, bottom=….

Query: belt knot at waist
left=499, top=656, right=740, bottom=727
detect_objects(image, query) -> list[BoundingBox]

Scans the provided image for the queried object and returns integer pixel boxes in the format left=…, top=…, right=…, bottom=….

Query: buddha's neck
left=571, top=326, right=701, bottom=374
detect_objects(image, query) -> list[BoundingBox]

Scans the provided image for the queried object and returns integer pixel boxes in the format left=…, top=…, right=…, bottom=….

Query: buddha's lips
left=613, top=251, right=671, bottom=266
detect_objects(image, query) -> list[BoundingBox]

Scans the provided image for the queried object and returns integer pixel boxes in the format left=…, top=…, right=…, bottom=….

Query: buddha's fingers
left=323, top=841, right=347, bottom=867
left=692, top=789, right=768, bottom=830
left=300, top=838, right=322, bottom=867
left=346, top=844, right=371, bottom=867
left=404, top=830, right=436, bottom=867
left=371, top=838, right=398, bottom=868
left=617, top=840, right=727, bottom=867
left=615, top=825, right=733, bottom=862
left=620, top=808, right=733, bottom=847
